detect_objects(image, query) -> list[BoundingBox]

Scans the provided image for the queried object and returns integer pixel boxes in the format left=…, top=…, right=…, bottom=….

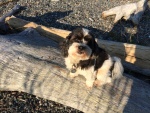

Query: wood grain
left=0, top=29, right=150, bottom=113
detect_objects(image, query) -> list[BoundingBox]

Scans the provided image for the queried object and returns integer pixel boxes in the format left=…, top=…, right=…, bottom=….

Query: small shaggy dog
left=60, top=28, right=124, bottom=88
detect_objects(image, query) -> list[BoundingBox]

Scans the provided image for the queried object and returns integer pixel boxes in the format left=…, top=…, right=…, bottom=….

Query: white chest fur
left=65, top=57, right=96, bottom=82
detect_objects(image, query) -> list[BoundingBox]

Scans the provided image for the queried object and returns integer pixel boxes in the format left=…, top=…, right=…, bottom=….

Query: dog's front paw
left=69, top=72, right=78, bottom=79
left=94, top=77, right=112, bottom=87
left=86, top=80, right=94, bottom=89
left=106, top=77, right=112, bottom=83
left=94, top=80, right=101, bottom=87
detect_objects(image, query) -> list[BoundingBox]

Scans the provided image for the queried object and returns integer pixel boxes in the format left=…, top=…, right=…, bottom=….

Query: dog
left=60, top=28, right=124, bottom=88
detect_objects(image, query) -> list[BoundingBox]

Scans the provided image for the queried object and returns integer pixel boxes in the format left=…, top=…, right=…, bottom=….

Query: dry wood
left=0, top=5, right=24, bottom=33
left=0, top=28, right=150, bottom=113
left=5, top=16, right=70, bottom=42
left=101, top=0, right=148, bottom=24
left=0, top=5, right=24, bottom=22
left=5, top=16, right=150, bottom=75
left=96, top=39, right=150, bottom=75
left=123, top=61, right=150, bottom=76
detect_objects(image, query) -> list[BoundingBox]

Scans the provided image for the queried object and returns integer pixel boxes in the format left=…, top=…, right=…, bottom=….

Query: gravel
left=0, top=0, right=150, bottom=112
left=0, top=91, right=83, bottom=113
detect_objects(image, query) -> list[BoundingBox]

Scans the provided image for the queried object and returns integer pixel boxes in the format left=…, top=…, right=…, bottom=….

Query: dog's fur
left=60, top=28, right=124, bottom=88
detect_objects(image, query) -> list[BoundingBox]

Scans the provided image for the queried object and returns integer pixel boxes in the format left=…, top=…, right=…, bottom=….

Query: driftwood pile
left=5, top=16, right=150, bottom=76
left=102, top=0, right=148, bottom=24
left=0, top=16, right=149, bottom=113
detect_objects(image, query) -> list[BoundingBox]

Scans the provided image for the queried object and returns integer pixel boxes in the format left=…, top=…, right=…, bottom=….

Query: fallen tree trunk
left=0, top=5, right=25, bottom=34
left=0, top=28, right=150, bottom=113
left=5, top=16, right=150, bottom=76
left=96, top=39, right=150, bottom=76
left=5, top=16, right=69, bottom=42
left=101, top=0, right=148, bottom=24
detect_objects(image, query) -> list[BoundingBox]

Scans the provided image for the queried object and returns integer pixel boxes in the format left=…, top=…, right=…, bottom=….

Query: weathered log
left=0, top=28, right=150, bottom=113
left=0, top=5, right=24, bottom=22
left=123, top=61, right=150, bottom=77
left=101, top=0, right=148, bottom=24
left=96, top=39, right=150, bottom=76
left=5, top=16, right=69, bottom=42
left=0, top=5, right=25, bottom=34
left=5, top=16, right=150, bottom=75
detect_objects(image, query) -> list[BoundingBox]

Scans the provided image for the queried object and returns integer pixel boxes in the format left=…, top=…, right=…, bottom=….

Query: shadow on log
left=0, top=28, right=150, bottom=113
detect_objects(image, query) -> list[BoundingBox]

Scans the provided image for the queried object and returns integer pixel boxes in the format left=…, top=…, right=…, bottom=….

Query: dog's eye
left=84, top=36, right=91, bottom=41
left=74, top=39, right=82, bottom=43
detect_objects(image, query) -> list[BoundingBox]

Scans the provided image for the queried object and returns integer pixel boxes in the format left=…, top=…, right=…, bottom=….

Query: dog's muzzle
left=78, top=45, right=86, bottom=54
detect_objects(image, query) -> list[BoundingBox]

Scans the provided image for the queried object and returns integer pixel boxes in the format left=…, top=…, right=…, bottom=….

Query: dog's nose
left=78, top=46, right=85, bottom=50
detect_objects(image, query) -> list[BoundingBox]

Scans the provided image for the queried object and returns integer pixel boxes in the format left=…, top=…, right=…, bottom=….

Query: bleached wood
left=5, top=16, right=150, bottom=72
left=0, top=28, right=150, bottom=113
left=5, top=16, right=70, bottom=42
left=101, top=0, right=148, bottom=24
left=96, top=39, right=150, bottom=71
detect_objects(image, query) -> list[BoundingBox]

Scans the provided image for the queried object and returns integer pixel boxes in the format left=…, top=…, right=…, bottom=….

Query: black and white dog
left=60, top=28, right=124, bottom=88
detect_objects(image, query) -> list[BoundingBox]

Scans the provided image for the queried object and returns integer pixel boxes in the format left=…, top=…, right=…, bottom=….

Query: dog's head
left=60, top=28, right=98, bottom=62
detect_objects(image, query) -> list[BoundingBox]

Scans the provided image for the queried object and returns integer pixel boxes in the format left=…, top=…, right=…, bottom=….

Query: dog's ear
left=85, top=32, right=98, bottom=47
left=59, top=33, right=72, bottom=57
left=85, top=32, right=99, bottom=53
left=65, top=32, right=72, bottom=43
left=59, top=40, right=69, bottom=57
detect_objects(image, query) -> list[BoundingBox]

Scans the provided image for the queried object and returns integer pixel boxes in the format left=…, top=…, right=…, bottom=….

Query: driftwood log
left=102, top=0, right=148, bottom=24
left=0, top=28, right=150, bottom=113
left=5, top=16, right=150, bottom=76
left=0, top=5, right=25, bottom=34
left=96, top=39, right=150, bottom=76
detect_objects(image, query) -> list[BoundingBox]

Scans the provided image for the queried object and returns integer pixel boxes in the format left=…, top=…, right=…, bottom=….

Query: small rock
left=89, top=18, right=93, bottom=21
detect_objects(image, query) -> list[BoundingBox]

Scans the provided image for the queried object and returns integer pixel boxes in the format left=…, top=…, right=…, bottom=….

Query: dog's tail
left=112, top=57, right=124, bottom=79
